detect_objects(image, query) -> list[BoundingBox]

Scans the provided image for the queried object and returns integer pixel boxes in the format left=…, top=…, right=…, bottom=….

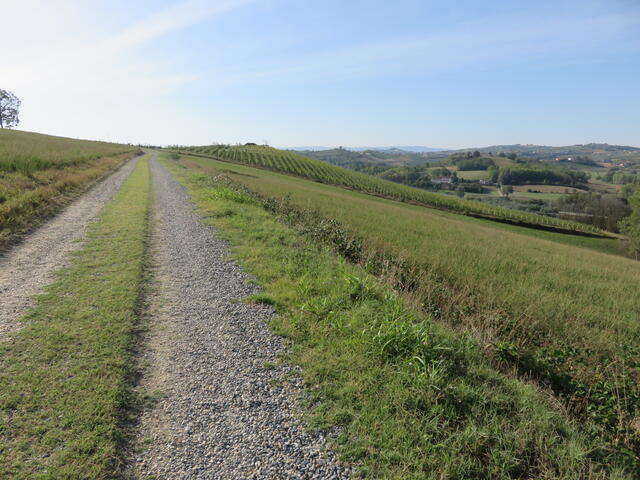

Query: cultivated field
left=173, top=145, right=605, bottom=235
left=512, top=184, right=588, bottom=194
left=172, top=151, right=640, bottom=473
left=0, top=129, right=138, bottom=249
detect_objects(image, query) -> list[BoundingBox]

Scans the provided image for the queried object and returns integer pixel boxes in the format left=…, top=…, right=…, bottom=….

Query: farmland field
left=0, top=129, right=138, bottom=249
left=170, top=151, right=640, bottom=471
left=512, top=184, right=588, bottom=194
left=173, top=145, right=606, bottom=235
left=455, top=169, right=490, bottom=180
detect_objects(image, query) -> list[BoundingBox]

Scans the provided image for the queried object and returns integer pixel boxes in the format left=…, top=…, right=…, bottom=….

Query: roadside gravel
left=133, top=157, right=349, bottom=479
left=0, top=156, right=141, bottom=338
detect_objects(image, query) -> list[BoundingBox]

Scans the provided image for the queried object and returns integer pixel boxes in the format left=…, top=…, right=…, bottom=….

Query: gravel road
left=133, top=157, right=349, bottom=479
left=0, top=156, right=140, bottom=338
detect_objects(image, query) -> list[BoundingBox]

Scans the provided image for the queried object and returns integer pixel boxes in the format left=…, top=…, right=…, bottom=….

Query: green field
left=172, top=152, right=640, bottom=470
left=173, top=145, right=605, bottom=235
left=0, top=130, right=138, bottom=249
left=454, top=169, right=490, bottom=180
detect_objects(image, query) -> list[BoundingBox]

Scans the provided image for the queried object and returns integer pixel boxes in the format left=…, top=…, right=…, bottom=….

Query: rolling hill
left=163, top=148, right=640, bottom=475
left=171, top=144, right=606, bottom=236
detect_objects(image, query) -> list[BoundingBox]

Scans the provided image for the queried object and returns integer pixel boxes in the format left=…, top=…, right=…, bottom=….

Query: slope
left=171, top=145, right=606, bottom=236
left=171, top=151, right=640, bottom=470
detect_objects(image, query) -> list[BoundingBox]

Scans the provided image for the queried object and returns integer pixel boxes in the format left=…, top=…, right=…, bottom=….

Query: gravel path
left=0, top=156, right=141, bottom=338
left=133, top=157, right=349, bottom=479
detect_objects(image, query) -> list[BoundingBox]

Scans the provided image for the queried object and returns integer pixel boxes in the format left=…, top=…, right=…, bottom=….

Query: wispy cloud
left=4, top=0, right=251, bottom=95
left=0, top=0, right=252, bottom=142
left=97, top=0, right=252, bottom=58
left=204, top=9, right=640, bottom=87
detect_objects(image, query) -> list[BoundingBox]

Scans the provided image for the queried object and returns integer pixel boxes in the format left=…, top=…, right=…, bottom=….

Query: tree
left=455, top=185, right=465, bottom=198
left=501, top=185, right=513, bottom=197
left=619, top=189, right=640, bottom=259
left=0, top=89, right=20, bottom=129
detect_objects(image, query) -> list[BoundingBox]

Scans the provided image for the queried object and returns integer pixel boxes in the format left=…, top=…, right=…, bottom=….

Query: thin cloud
left=204, top=10, right=640, bottom=86
left=5, top=0, right=252, bottom=92
left=97, top=0, right=253, bottom=57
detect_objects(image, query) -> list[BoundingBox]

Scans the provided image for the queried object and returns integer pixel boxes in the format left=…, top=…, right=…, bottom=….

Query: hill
left=298, top=143, right=640, bottom=167
left=0, top=129, right=138, bottom=249
left=162, top=149, right=640, bottom=475
left=172, top=144, right=605, bottom=236
left=418, top=143, right=640, bottom=164
left=288, top=145, right=446, bottom=153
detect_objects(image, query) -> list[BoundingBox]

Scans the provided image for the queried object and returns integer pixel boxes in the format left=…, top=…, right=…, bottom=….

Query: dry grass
left=0, top=130, right=138, bottom=250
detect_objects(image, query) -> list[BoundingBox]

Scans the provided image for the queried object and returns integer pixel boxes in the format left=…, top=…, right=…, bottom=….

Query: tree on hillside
left=619, top=189, right=640, bottom=259
left=0, top=89, right=20, bottom=129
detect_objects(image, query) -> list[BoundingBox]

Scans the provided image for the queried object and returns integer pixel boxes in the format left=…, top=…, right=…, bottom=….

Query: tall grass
left=163, top=155, right=634, bottom=478
left=0, top=129, right=134, bottom=175
left=0, top=130, right=138, bottom=249
left=177, top=153, right=640, bottom=468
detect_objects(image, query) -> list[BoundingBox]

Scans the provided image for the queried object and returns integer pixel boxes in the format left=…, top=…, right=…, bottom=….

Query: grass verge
left=161, top=156, right=632, bottom=479
left=0, top=156, right=151, bottom=479
left=178, top=153, right=640, bottom=458
left=0, top=152, right=138, bottom=252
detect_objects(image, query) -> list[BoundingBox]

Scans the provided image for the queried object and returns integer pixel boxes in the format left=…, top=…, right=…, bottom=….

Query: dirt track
left=132, top=157, right=348, bottom=479
left=0, top=156, right=140, bottom=338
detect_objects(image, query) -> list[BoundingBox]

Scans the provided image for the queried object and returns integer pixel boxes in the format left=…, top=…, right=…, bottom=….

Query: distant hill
left=350, top=146, right=447, bottom=153
left=291, top=143, right=640, bottom=173
left=291, top=147, right=441, bottom=169
left=287, top=146, right=446, bottom=153
left=420, top=143, right=640, bottom=164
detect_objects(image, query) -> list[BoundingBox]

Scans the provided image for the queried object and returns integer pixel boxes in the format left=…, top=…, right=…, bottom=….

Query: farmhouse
left=431, top=176, right=454, bottom=184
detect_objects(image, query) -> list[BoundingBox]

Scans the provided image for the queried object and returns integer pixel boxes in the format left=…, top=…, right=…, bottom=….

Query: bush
left=619, top=190, right=640, bottom=257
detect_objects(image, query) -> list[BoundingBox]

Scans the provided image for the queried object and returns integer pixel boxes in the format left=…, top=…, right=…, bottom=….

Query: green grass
left=0, top=130, right=138, bottom=250
left=0, top=129, right=134, bottom=174
left=161, top=155, right=633, bottom=479
left=170, top=144, right=604, bottom=235
left=174, top=153, right=640, bottom=468
left=0, top=156, right=151, bottom=479
left=455, top=169, right=490, bottom=180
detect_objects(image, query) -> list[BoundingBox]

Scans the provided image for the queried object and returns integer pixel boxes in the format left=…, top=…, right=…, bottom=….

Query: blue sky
left=3, top=0, right=639, bottom=148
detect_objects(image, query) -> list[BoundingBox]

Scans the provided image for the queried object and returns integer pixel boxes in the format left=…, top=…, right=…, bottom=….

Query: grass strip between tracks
left=0, top=156, right=151, bottom=479
left=162, top=156, right=632, bottom=479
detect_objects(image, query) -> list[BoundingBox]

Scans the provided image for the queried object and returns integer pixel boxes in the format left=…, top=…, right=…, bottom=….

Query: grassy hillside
left=0, top=129, right=138, bottom=249
left=171, top=152, right=640, bottom=470
left=163, top=155, right=634, bottom=478
left=172, top=145, right=606, bottom=236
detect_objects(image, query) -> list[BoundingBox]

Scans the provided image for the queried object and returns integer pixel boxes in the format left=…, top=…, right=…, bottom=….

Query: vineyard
left=172, top=145, right=606, bottom=236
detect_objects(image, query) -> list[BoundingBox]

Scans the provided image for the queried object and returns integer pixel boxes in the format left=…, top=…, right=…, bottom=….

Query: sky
left=2, top=0, right=639, bottom=149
